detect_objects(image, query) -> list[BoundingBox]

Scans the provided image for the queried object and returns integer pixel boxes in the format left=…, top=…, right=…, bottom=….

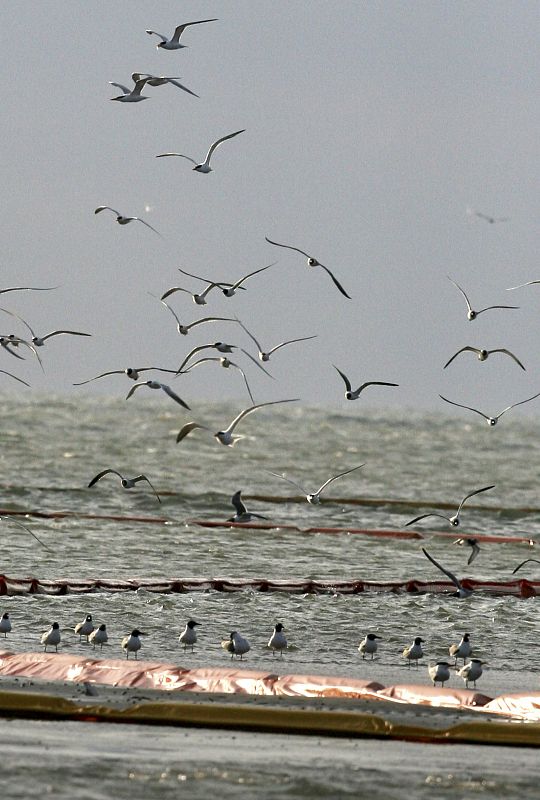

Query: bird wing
left=265, top=236, right=310, bottom=258
left=447, top=276, right=472, bottom=312
left=422, top=548, right=463, bottom=591
left=95, top=206, right=119, bottom=216
left=204, top=129, right=245, bottom=166
left=318, top=264, right=351, bottom=299
left=88, top=469, right=122, bottom=487
left=355, top=381, right=399, bottom=394
left=405, top=513, right=450, bottom=527
left=145, top=29, right=168, bottom=42
left=498, top=390, right=540, bottom=419
left=230, top=263, right=274, bottom=290
left=240, top=348, right=274, bottom=378
left=177, top=345, right=210, bottom=373
left=176, top=421, right=206, bottom=443
left=0, top=369, right=30, bottom=387
left=489, top=349, right=526, bottom=370
left=109, top=81, right=131, bottom=94
left=133, top=475, right=161, bottom=503
left=187, top=316, right=236, bottom=331
left=231, top=491, right=247, bottom=516
left=333, top=365, right=352, bottom=392
left=125, top=382, right=146, bottom=400
left=476, top=305, right=519, bottom=315
left=155, top=153, right=198, bottom=164
left=230, top=363, right=254, bottom=404
left=438, top=395, right=489, bottom=421
left=135, top=218, right=163, bottom=237
left=506, top=280, right=540, bottom=290
left=224, top=399, right=299, bottom=434
left=443, top=347, right=479, bottom=368
left=172, top=19, right=218, bottom=42
left=167, top=79, right=199, bottom=98
left=512, top=558, right=540, bottom=575
left=73, top=370, right=124, bottom=385
left=0, top=286, right=58, bottom=295
left=316, top=463, right=365, bottom=496
left=268, top=335, right=317, bottom=356
left=160, top=384, right=191, bottom=410
left=467, top=541, right=481, bottom=565
left=41, top=331, right=91, bottom=341
left=456, top=485, right=495, bottom=514
left=178, top=357, right=217, bottom=373
left=0, top=341, right=25, bottom=361
left=131, top=78, right=148, bottom=96
left=161, top=287, right=190, bottom=300
left=1, top=516, right=51, bottom=551
left=236, top=318, right=262, bottom=352
left=267, top=471, right=307, bottom=495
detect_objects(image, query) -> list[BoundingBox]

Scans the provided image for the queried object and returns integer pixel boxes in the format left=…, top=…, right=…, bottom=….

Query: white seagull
left=122, top=629, right=145, bottom=659
left=334, top=366, right=399, bottom=400
left=443, top=347, right=525, bottom=370
left=453, top=537, right=481, bottom=565
left=221, top=631, right=250, bottom=659
left=74, top=614, right=94, bottom=642
left=402, top=637, right=424, bottom=668
left=176, top=342, right=236, bottom=373
left=406, top=485, right=494, bottom=528
left=268, top=623, right=287, bottom=657
left=131, top=72, right=198, bottom=97
left=447, top=277, right=518, bottom=320
left=0, top=613, right=11, bottom=638
left=126, top=380, right=190, bottom=410
left=265, top=236, right=351, bottom=299
left=439, top=392, right=540, bottom=426
left=88, top=469, right=161, bottom=503
left=449, top=633, right=472, bottom=665
left=161, top=282, right=220, bottom=306
left=220, top=264, right=275, bottom=298
left=94, top=206, right=162, bottom=237
left=109, top=77, right=149, bottom=103
left=176, top=399, right=299, bottom=447
left=428, top=661, right=452, bottom=687
left=146, top=19, right=218, bottom=50
left=268, top=463, right=365, bottom=504
left=156, top=129, right=245, bottom=173
left=358, top=633, right=381, bottom=660
left=41, top=622, right=61, bottom=652
left=179, top=620, right=199, bottom=652
left=236, top=318, right=316, bottom=362
left=422, top=549, right=473, bottom=598
left=158, top=300, right=236, bottom=336
left=89, top=624, right=108, bottom=650
left=0, top=335, right=44, bottom=370
left=457, top=659, right=485, bottom=688
left=74, top=366, right=177, bottom=386
left=180, top=357, right=255, bottom=404
left=0, top=305, right=91, bottom=347
left=227, top=490, right=269, bottom=523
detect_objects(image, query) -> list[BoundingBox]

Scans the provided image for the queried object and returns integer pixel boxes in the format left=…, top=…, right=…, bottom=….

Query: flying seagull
left=265, top=236, right=350, bottom=298
left=453, top=537, right=481, bottom=565
left=161, top=283, right=220, bottom=306
left=467, top=208, right=510, bottom=224
left=0, top=306, right=90, bottom=348
left=422, top=548, right=473, bottom=598
left=146, top=19, right=218, bottom=50
left=88, top=469, right=161, bottom=503
left=109, top=77, right=149, bottom=103
left=176, top=399, right=299, bottom=446
left=94, top=206, right=162, bottom=237
left=73, top=366, right=177, bottom=386
left=268, top=464, right=365, bottom=504
left=126, top=380, right=190, bottom=409
left=220, top=264, right=274, bottom=297
left=236, top=318, right=316, bottom=362
left=157, top=300, right=236, bottom=336
left=228, top=490, right=269, bottom=522
left=406, top=485, right=494, bottom=528
left=447, top=277, right=518, bottom=320
left=443, top=347, right=525, bottom=370
left=334, top=366, right=398, bottom=400
left=439, top=392, right=540, bottom=426
left=131, top=72, right=198, bottom=97
left=180, top=357, right=255, bottom=403
left=156, top=129, right=245, bottom=173
left=176, top=342, right=236, bottom=374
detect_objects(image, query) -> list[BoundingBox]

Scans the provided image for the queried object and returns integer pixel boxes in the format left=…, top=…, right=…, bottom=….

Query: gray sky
left=3, top=1, right=539, bottom=411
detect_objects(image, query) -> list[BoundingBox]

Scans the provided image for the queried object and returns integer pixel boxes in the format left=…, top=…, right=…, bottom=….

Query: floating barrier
left=0, top=574, right=538, bottom=597
left=0, top=508, right=168, bottom=524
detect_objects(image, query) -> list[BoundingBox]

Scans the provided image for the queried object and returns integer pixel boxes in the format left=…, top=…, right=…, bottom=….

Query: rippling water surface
left=1, top=396, right=540, bottom=798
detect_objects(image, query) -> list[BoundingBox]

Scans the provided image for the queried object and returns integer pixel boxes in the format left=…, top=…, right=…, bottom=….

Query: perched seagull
left=406, top=485, right=494, bottom=528
left=131, top=72, right=198, bottom=98
left=467, top=208, right=510, bottom=224
left=447, top=277, right=518, bottom=321
left=428, top=661, right=452, bottom=687
left=358, top=633, right=381, bottom=660
left=227, top=490, right=269, bottom=523
left=94, top=206, right=162, bottom=237
left=457, top=659, right=485, bottom=688
left=268, top=463, right=365, bottom=504
left=74, top=614, right=94, bottom=642
left=176, top=398, right=299, bottom=447
left=439, top=392, right=540, bottom=426
left=180, top=357, right=255, bottom=404
left=122, top=629, right=145, bottom=659
left=146, top=19, right=218, bottom=50
left=221, top=631, right=250, bottom=659
left=443, top=347, right=525, bottom=370
left=41, top=622, right=61, bottom=652
left=89, top=624, right=108, bottom=650
left=178, top=620, right=199, bottom=652
left=453, top=537, right=481, bottom=565
left=512, top=558, right=540, bottom=575
left=156, top=129, right=245, bottom=173
left=126, top=380, right=190, bottom=410
left=176, top=342, right=236, bottom=373
left=265, top=236, right=350, bottom=299
left=449, top=633, right=472, bottom=665
left=236, top=318, right=316, bottom=362
left=506, top=279, right=540, bottom=291
left=268, top=623, right=287, bottom=657
left=1, top=515, right=50, bottom=551
left=158, top=300, right=236, bottom=336
left=333, top=366, right=398, bottom=400
left=422, top=549, right=473, bottom=598
left=109, top=77, right=149, bottom=103
left=88, top=469, right=161, bottom=503
left=0, top=369, right=30, bottom=387
left=402, top=637, right=424, bottom=669
left=73, top=366, right=177, bottom=386
left=0, top=613, right=11, bottom=638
